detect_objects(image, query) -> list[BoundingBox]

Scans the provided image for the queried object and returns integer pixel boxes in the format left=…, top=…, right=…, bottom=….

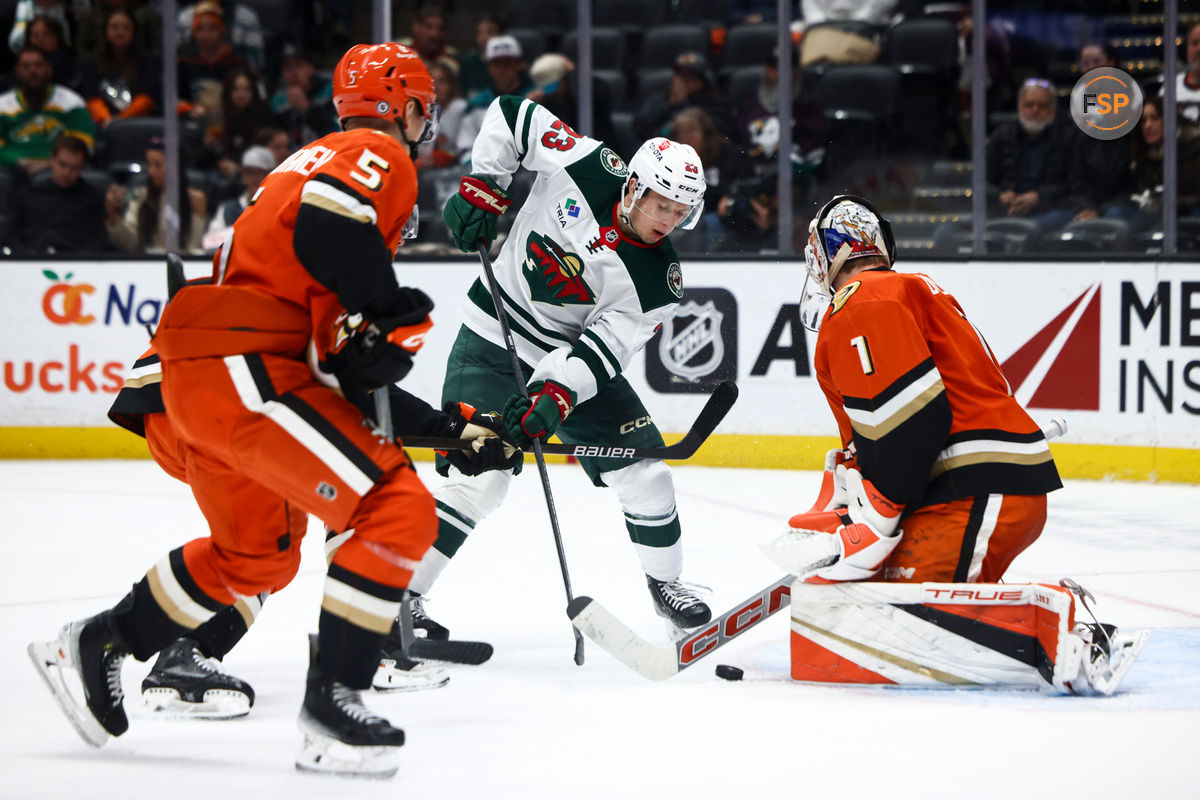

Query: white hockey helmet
left=621, top=137, right=706, bottom=230
left=805, top=194, right=896, bottom=295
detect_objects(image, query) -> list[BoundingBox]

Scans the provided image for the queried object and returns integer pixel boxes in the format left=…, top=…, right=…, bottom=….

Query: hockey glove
left=759, top=509, right=902, bottom=583
left=502, top=380, right=575, bottom=447
left=806, top=446, right=857, bottom=513
left=442, top=174, right=510, bottom=252
left=839, top=465, right=904, bottom=537
left=324, top=288, right=434, bottom=393
left=437, top=401, right=523, bottom=477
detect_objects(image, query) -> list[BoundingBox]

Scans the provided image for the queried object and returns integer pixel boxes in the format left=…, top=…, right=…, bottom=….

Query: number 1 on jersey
left=850, top=335, right=875, bottom=375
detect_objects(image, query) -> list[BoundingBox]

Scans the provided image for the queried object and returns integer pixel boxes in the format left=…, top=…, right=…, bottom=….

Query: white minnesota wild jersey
left=459, top=95, right=686, bottom=405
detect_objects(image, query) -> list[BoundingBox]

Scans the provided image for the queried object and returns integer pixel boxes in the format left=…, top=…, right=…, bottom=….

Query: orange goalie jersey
left=155, top=128, right=418, bottom=362
left=813, top=268, right=1062, bottom=512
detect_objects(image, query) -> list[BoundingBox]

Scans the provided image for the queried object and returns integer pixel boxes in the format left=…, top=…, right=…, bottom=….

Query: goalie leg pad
left=788, top=581, right=1147, bottom=693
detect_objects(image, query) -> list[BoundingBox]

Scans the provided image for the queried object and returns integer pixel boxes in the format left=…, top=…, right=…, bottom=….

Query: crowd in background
left=0, top=0, right=1197, bottom=258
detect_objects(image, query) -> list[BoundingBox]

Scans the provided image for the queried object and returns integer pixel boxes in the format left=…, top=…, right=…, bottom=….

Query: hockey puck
left=715, top=664, right=744, bottom=681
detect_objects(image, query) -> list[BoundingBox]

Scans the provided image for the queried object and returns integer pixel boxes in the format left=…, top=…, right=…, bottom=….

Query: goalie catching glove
left=761, top=466, right=905, bottom=582
left=324, top=287, right=434, bottom=391
left=502, top=380, right=575, bottom=447
left=436, top=402, right=522, bottom=477
left=442, top=174, right=510, bottom=252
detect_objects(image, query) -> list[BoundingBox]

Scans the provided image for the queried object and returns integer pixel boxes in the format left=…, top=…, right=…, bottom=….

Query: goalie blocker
left=789, top=581, right=1149, bottom=695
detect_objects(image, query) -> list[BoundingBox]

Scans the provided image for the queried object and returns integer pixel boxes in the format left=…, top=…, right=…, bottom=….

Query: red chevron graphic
left=1001, top=285, right=1101, bottom=410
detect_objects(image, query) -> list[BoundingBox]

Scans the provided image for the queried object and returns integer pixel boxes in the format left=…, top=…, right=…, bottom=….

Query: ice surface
left=3, top=461, right=1197, bottom=799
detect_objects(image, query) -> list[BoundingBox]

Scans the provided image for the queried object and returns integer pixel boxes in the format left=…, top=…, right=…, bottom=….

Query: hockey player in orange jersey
left=760, top=196, right=1148, bottom=695
left=27, top=43, right=499, bottom=778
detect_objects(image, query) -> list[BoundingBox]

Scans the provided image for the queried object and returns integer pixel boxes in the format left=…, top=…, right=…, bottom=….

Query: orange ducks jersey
left=154, top=128, right=419, bottom=363
left=813, top=268, right=1062, bottom=511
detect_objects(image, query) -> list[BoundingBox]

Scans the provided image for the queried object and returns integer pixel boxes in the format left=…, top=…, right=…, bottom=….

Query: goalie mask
left=801, top=195, right=896, bottom=331
left=620, top=137, right=706, bottom=231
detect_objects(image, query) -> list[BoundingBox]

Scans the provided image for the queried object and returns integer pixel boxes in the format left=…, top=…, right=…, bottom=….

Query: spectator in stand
left=10, top=133, right=112, bottom=253
left=75, top=1, right=163, bottom=59
left=455, top=35, right=531, bottom=161
left=417, top=58, right=465, bottom=169
left=177, top=1, right=256, bottom=134
left=1102, top=96, right=1200, bottom=229
left=26, top=15, right=78, bottom=90
left=634, top=51, right=734, bottom=142
left=203, top=143, right=274, bottom=245
left=403, top=3, right=457, bottom=73
left=734, top=47, right=826, bottom=169
left=7, top=0, right=72, bottom=53
left=108, top=137, right=207, bottom=254
left=526, top=52, right=617, bottom=147
left=1071, top=43, right=1133, bottom=222
left=1177, top=22, right=1200, bottom=124
left=78, top=7, right=160, bottom=129
left=0, top=45, right=95, bottom=179
left=986, top=78, right=1076, bottom=235
left=201, top=66, right=270, bottom=201
left=270, top=45, right=336, bottom=146
left=669, top=106, right=750, bottom=251
left=459, top=13, right=503, bottom=99
left=254, top=125, right=293, bottom=166
left=177, top=0, right=264, bottom=72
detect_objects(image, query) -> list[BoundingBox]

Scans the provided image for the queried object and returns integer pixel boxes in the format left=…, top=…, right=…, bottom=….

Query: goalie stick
left=399, top=380, right=739, bottom=460
left=567, top=575, right=795, bottom=680
left=568, top=417, right=1070, bottom=679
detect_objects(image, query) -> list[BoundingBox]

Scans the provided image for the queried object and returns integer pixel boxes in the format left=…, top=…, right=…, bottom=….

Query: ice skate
left=27, top=611, right=129, bottom=747
left=295, top=635, right=405, bottom=779
left=373, top=624, right=450, bottom=692
left=141, top=637, right=254, bottom=719
left=410, top=593, right=449, bottom=640
left=1073, top=622, right=1151, bottom=696
left=647, top=575, right=712, bottom=636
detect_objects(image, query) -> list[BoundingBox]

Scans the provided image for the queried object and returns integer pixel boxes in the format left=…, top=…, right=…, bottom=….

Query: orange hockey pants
left=159, top=353, right=436, bottom=605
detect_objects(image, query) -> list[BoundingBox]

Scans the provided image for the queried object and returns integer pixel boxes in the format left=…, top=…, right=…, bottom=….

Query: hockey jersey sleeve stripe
left=931, top=439, right=1054, bottom=476
left=301, top=175, right=377, bottom=224
left=570, top=341, right=612, bottom=388
left=467, top=280, right=568, bottom=351
left=495, top=282, right=573, bottom=344
left=581, top=329, right=622, bottom=376
left=519, top=100, right=536, bottom=158
left=843, top=363, right=946, bottom=439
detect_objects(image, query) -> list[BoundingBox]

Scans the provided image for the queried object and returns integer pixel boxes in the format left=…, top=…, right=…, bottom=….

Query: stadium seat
left=79, top=167, right=113, bottom=197
left=887, top=18, right=959, bottom=152
left=722, top=23, right=780, bottom=69
left=595, top=0, right=666, bottom=31
left=723, top=65, right=764, bottom=111
left=507, top=0, right=575, bottom=37
left=562, top=28, right=625, bottom=71
left=887, top=18, right=958, bottom=77
left=507, top=28, right=548, bottom=62
left=610, top=110, right=638, bottom=157
left=1044, top=218, right=1132, bottom=252
left=635, top=68, right=675, bottom=102
left=985, top=218, right=1041, bottom=253
left=102, top=116, right=164, bottom=178
left=593, top=69, right=628, bottom=110
left=639, top=25, right=710, bottom=71
left=813, top=65, right=900, bottom=127
left=670, top=0, right=726, bottom=26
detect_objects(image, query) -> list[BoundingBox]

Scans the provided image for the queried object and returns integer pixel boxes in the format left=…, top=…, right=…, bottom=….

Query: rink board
left=2, top=258, right=1197, bottom=483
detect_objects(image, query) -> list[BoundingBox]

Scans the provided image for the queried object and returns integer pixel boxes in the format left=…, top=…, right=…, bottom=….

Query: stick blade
left=568, top=597, right=678, bottom=681
left=406, top=638, right=494, bottom=665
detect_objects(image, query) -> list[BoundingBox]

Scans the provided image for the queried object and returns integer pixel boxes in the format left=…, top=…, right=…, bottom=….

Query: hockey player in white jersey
left=420, top=95, right=712, bottom=632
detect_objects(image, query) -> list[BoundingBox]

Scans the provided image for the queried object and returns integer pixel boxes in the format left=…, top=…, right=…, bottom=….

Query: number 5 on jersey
left=350, top=149, right=390, bottom=191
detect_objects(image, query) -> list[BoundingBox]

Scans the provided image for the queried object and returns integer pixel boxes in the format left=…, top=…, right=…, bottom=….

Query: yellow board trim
left=2, top=428, right=1197, bottom=484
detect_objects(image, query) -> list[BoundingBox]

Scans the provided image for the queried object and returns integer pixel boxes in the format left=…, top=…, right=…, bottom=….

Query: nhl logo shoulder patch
left=667, top=262, right=684, bottom=298
left=600, top=147, right=628, bottom=177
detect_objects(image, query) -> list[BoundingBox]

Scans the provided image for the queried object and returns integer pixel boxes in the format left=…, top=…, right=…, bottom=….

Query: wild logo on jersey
left=523, top=231, right=596, bottom=306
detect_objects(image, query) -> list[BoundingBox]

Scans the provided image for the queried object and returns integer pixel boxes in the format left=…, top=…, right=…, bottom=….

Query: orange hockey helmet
left=333, top=43, right=439, bottom=143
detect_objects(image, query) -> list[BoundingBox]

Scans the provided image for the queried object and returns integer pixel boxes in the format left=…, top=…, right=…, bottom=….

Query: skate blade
left=142, top=687, right=251, bottom=719
left=27, top=638, right=109, bottom=748
left=1091, top=630, right=1153, bottom=696
left=295, top=720, right=400, bottom=779
left=372, top=660, right=450, bottom=693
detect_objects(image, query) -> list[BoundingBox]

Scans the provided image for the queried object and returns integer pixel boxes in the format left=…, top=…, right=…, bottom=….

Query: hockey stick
left=476, top=242, right=585, bottom=666
left=397, top=595, right=494, bottom=666
left=367, top=390, right=495, bottom=665
left=568, top=575, right=796, bottom=680
left=399, top=380, right=738, bottom=459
